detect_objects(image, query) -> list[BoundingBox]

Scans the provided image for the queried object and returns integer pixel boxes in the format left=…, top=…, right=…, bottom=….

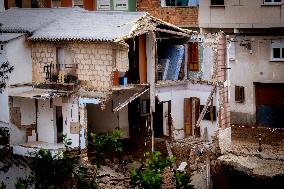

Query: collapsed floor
left=82, top=125, right=284, bottom=189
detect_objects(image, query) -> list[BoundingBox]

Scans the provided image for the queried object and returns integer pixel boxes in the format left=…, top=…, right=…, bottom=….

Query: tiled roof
left=0, top=8, right=189, bottom=42
left=31, top=11, right=147, bottom=41
left=0, top=8, right=81, bottom=33
left=0, top=33, right=25, bottom=42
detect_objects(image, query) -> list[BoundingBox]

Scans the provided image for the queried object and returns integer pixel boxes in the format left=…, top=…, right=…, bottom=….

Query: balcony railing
left=43, top=63, right=78, bottom=84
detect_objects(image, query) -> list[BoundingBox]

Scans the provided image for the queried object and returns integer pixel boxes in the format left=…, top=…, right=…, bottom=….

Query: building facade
left=137, top=0, right=198, bottom=28
left=199, top=0, right=284, bottom=127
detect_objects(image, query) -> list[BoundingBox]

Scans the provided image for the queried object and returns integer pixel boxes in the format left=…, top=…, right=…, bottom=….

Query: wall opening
left=55, top=106, right=63, bottom=143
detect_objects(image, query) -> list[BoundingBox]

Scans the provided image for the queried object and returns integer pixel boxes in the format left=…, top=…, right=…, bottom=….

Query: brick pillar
left=83, top=0, right=95, bottom=11
left=61, top=0, right=73, bottom=7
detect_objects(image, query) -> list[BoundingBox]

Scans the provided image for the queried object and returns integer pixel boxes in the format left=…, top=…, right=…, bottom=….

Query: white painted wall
left=87, top=101, right=129, bottom=138
left=87, top=91, right=131, bottom=138
left=0, top=90, right=9, bottom=123
left=199, top=0, right=284, bottom=28
left=61, top=97, right=80, bottom=148
left=156, top=84, right=218, bottom=140
left=38, top=99, right=55, bottom=143
left=6, top=35, right=32, bottom=85
left=0, top=0, right=4, bottom=12
left=229, top=36, right=284, bottom=123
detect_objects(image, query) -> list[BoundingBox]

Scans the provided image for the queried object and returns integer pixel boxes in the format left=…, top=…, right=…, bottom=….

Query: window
left=235, top=86, right=245, bottom=103
left=114, top=0, right=128, bottom=10
left=271, top=42, right=284, bottom=61
left=97, top=0, right=111, bottom=10
left=200, top=105, right=216, bottom=121
left=31, top=0, right=39, bottom=8
left=15, top=0, right=22, bottom=8
left=161, top=0, right=198, bottom=7
left=211, top=0, right=224, bottom=5
left=229, top=42, right=236, bottom=61
left=188, top=42, right=199, bottom=71
left=263, top=0, right=281, bottom=5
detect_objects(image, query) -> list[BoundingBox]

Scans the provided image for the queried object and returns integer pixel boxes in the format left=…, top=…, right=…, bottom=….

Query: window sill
left=235, top=100, right=245, bottom=103
left=210, top=5, right=225, bottom=8
left=269, top=60, right=284, bottom=62
left=261, top=3, right=282, bottom=6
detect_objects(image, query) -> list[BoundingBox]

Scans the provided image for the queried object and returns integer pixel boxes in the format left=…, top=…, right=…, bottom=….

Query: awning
left=113, top=87, right=149, bottom=112
left=9, top=89, right=71, bottom=99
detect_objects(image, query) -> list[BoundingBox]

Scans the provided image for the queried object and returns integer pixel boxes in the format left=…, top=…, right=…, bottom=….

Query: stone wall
left=137, top=0, right=198, bottom=27
left=31, top=41, right=128, bottom=91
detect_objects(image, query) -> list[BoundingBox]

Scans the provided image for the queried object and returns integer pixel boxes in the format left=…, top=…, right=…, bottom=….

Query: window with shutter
left=188, top=42, right=199, bottom=71
left=235, top=86, right=245, bottom=103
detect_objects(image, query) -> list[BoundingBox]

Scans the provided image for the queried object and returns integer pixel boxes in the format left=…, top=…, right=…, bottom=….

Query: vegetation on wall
left=0, top=61, right=14, bottom=93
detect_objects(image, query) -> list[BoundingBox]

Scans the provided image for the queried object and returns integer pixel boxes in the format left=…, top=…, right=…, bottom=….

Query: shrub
left=130, top=151, right=173, bottom=189
left=175, top=171, right=195, bottom=189
left=89, top=128, right=123, bottom=164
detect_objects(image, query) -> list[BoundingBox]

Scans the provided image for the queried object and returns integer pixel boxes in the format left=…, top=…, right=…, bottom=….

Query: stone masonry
left=137, top=0, right=198, bottom=27
left=31, top=41, right=128, bottom=91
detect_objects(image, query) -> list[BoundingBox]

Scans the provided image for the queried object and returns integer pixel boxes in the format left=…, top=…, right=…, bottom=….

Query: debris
left=177, top=162, right=188, bottom=172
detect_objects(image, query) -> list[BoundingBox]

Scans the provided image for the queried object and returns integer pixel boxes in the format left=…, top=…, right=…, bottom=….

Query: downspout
left=35, top=99, right=38, bottom=141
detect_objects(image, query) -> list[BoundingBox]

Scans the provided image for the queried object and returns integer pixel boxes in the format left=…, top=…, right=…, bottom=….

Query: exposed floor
left=217, top=125, right=284, bottom=178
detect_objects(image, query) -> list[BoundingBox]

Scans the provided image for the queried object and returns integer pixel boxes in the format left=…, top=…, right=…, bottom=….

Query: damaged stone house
left=0, top=6, right=230, bottom=187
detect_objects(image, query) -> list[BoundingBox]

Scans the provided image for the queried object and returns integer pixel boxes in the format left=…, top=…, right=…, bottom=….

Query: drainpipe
left=35, top=99, right=38, bottom=141
left=150, top=31, right=157, bottom=153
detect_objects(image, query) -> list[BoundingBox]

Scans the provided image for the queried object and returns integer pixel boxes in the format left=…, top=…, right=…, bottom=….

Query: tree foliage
left=0, top=61, right=14, bottom=93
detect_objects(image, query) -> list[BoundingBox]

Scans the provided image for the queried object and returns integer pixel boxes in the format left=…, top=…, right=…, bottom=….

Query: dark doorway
left=255, top=83, right=284, bottom=128
left=128, top=98, right=142, bottom=137
left=153, top=100, right=164, bottom=137
left=56, top=106, right=63, bottom=143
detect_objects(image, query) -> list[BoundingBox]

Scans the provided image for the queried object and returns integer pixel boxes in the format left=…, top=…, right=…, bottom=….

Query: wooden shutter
left=184, top=97, right=200, bottom=137
left=235, top=86, right=245, bottom=102
left=184, top=98, right=192, bottom=136
left=188, top=42, right=199, bottom=71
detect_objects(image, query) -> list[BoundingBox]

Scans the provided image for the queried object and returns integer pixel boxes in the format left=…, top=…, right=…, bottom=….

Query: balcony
left=13, top=141, right=65, bottom=157
left=43, top=63, right=78, bottom=84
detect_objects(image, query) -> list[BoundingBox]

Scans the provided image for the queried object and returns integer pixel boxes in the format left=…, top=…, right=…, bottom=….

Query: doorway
left=56, top=106, right=63, bottom=143
left=255, top=83, right=284, bottom=128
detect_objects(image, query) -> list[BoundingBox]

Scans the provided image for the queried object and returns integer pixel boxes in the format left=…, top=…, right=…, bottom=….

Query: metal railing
left=43, top=63, right=78, bottom=84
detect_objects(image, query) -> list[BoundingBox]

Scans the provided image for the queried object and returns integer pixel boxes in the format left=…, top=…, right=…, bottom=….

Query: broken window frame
left=235, top=85, right=245, bottom=103
left=271, top=41, right=284, bottom=61
left=200, top=104, right=216, bottom=121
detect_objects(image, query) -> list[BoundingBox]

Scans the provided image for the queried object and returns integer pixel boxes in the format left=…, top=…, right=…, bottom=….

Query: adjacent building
left=199, top=0, right=284, bottom=128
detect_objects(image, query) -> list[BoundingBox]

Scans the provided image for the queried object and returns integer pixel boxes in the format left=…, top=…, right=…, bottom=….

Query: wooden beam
left=155, top=28, right=190, bottom=37
left=196, top=85, right=217, bottom=128
left=112, top=88, right=149, bottom=112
